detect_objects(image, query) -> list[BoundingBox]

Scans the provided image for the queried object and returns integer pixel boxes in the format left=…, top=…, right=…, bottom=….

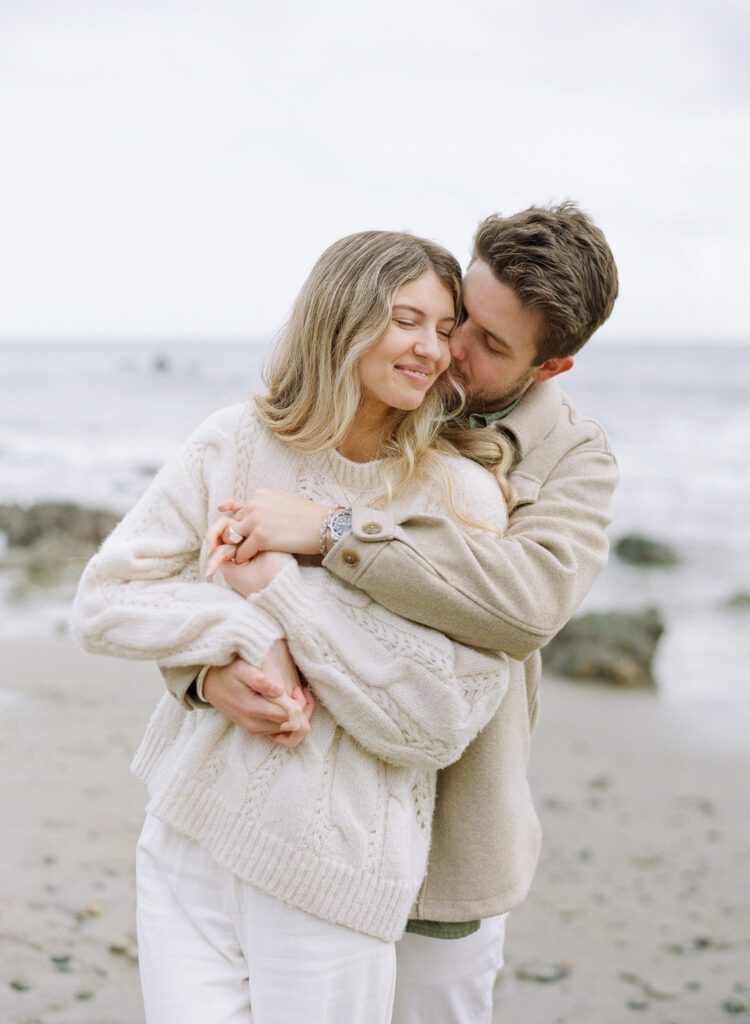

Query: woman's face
left=357, top=270, right=456, bottom=422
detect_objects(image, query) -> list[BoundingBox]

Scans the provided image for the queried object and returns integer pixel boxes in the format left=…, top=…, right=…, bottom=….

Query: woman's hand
left=268, top=685, right=316, bottom=748
left=204, top=507, right=295, bottom=587
left=217, top=492, right=331, bottom=563
left=218, top=550, right=293, bottom=597
left=203, top=647, right=315, bottom=745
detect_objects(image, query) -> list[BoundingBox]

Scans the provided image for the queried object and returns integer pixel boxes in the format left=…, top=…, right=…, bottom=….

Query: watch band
left=320, top=507, right=352, bottom=555
left=319, top=507, right=338, bottom=557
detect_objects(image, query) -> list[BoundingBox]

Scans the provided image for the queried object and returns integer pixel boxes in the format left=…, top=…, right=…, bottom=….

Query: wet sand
left=1, top=639, right=748, bottom=1023
left=498, top=677, right=750, bottom=1023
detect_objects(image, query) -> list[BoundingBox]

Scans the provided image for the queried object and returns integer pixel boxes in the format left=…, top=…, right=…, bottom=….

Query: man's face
left=450, top=260, right=571, bottom=414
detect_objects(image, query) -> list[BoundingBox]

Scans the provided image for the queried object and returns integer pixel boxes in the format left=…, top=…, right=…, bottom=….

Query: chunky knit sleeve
left=251, top=458, right=510, bottom=771
left=72, top=406, right=283, bottom=671
left=253, top=560, right=508, bottom=770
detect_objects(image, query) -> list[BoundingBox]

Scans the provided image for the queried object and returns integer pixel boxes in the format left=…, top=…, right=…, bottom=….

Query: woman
left=73, top=231, right=512, bottom=1024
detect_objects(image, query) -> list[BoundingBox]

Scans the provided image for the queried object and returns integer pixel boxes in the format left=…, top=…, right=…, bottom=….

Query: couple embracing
left=74, top=202, right=618, bottom=1024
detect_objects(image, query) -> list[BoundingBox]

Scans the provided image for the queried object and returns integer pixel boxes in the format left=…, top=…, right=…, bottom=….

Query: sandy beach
left=2, top=638, right=749, bottom=1024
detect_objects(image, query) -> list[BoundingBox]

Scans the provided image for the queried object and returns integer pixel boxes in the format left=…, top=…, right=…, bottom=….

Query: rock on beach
left=0, top=502, right=119, bottom=591
left=542, top=608, right=665, bottom=688
left=614, top=533, right=679, bottom=567
left=0, top=502, right=119, bottom=549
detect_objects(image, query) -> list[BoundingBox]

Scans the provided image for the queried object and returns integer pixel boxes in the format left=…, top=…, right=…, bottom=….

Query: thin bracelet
left=319, top=507, right=337, bottom=557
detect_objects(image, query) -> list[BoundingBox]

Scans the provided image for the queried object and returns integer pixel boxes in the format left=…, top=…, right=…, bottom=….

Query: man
left=163, top=202, right=619, bottom=1023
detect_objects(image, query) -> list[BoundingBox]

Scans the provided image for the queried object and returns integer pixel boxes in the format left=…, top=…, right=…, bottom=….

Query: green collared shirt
left=404, top=397, right=521, bottom=941
left=404, top=918, right=481, bottom=939
left=468, top=392, right=525, bottom=430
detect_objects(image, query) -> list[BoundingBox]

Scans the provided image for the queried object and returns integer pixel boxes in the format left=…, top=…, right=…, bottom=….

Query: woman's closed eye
left=394, top=319, right=453, bottom=339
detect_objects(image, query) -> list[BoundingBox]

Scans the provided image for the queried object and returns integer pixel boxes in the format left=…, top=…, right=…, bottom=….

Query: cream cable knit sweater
left=73, top=403, right=509, bottom=941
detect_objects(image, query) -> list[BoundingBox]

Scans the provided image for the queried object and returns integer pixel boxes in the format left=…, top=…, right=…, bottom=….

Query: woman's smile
left=394, top=361, right=434, bottom=386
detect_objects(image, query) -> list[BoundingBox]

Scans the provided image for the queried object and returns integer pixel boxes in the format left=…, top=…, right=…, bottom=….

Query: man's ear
left=532, top=356, right=574, bottom=383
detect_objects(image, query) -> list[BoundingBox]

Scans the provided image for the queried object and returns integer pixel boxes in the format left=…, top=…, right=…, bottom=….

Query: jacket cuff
left=322, top=507, right=396, bottom=581
left=167, top=664, right=221, bottom=710
left=194, top=665, right=212, bottom=705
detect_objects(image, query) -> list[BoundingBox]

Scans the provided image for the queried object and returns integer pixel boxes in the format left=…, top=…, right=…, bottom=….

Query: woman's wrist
left=219, top=550, right=294, bottom=598
left=246, top=551, right=294, bottom=592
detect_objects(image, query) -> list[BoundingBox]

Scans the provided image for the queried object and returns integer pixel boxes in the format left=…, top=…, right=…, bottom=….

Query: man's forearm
left=323, top=447, right=618, bottom=657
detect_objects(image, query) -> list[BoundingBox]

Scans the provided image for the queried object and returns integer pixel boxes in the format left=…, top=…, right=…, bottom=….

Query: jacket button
left=362, top=522, right=382, bottom=535
left=342, top=550, right=360, bottom=566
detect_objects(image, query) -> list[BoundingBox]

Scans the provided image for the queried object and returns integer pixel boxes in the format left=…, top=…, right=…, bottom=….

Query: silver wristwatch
left=320, top=507, right=352, bottom=555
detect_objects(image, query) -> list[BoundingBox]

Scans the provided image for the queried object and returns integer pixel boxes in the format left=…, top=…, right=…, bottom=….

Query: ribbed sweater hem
left=131, top=736, right=416, bottom=943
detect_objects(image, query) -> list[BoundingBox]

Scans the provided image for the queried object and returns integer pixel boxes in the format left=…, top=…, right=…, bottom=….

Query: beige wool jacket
left=162, top=380, right=618, bottom=922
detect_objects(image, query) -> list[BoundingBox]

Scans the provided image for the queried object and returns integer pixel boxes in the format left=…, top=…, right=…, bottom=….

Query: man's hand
left=202, top=646, right=315, bottom=745
left=216, top=492, right=330, bottom=563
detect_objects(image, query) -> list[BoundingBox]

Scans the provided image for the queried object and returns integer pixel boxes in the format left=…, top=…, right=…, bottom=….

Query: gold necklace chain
left=325, top=452, right=375, bottom=508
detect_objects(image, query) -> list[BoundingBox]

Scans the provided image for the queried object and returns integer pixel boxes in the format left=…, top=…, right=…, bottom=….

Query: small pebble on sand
left=515, top=961, right=571, bottom=983
left=723, top=1000, right=750, bottom=1015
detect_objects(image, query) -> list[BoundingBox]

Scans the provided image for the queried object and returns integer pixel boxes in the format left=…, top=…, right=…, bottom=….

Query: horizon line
left=1, top=336, right=749, bottom=348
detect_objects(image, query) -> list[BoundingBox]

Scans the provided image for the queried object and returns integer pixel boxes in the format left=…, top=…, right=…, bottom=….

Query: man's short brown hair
left=472, top=202, right=618, bottom=362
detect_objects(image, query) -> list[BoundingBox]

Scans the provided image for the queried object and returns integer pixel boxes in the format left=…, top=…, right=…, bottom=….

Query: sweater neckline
left=312, top=446, right=388, bottom=497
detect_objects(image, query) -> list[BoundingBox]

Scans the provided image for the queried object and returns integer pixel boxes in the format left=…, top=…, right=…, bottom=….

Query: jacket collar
left=493, top=381, right=565, bottom=459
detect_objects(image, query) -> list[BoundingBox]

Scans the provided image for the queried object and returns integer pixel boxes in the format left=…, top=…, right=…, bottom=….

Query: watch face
left=331, top=511, right=352, bottom=539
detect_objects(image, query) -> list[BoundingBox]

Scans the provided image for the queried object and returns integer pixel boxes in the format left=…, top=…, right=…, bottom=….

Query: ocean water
left=1, top=339, right=749, bottom=748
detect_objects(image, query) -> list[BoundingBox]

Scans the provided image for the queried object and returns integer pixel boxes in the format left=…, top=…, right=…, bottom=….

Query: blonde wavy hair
left=255, top=230, right=515, bottom=520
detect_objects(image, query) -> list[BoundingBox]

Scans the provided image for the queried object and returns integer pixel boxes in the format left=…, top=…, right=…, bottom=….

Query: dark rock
left=544, top=608, right=665, bottom=688
left=723, top=1001, right=749, bottom=1015
left=20, top=533, right=97, bottom=587
left=615, top=534, right=679, bottom=566
left=9, top=979, right=31, bottom=991
left=722, top=592, right=750, bottom=611
left=0, top=503, right=119, bottom=590
left=0, top=502, right=118, bottom=549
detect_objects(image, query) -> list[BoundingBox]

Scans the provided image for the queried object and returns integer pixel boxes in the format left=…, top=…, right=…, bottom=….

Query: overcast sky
left=0, top=0, right=747, bottom=343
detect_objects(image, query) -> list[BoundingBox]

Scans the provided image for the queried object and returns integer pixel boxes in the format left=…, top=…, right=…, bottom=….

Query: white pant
left=136, top=815, right=506, bottom=1024
left=392, top=916, right=507, bottom=1024
left=136, top=815, right=396, bottom=1024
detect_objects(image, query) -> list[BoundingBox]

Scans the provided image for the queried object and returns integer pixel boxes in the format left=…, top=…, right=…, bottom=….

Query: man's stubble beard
left=458, top=369, right=536, bottom=417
